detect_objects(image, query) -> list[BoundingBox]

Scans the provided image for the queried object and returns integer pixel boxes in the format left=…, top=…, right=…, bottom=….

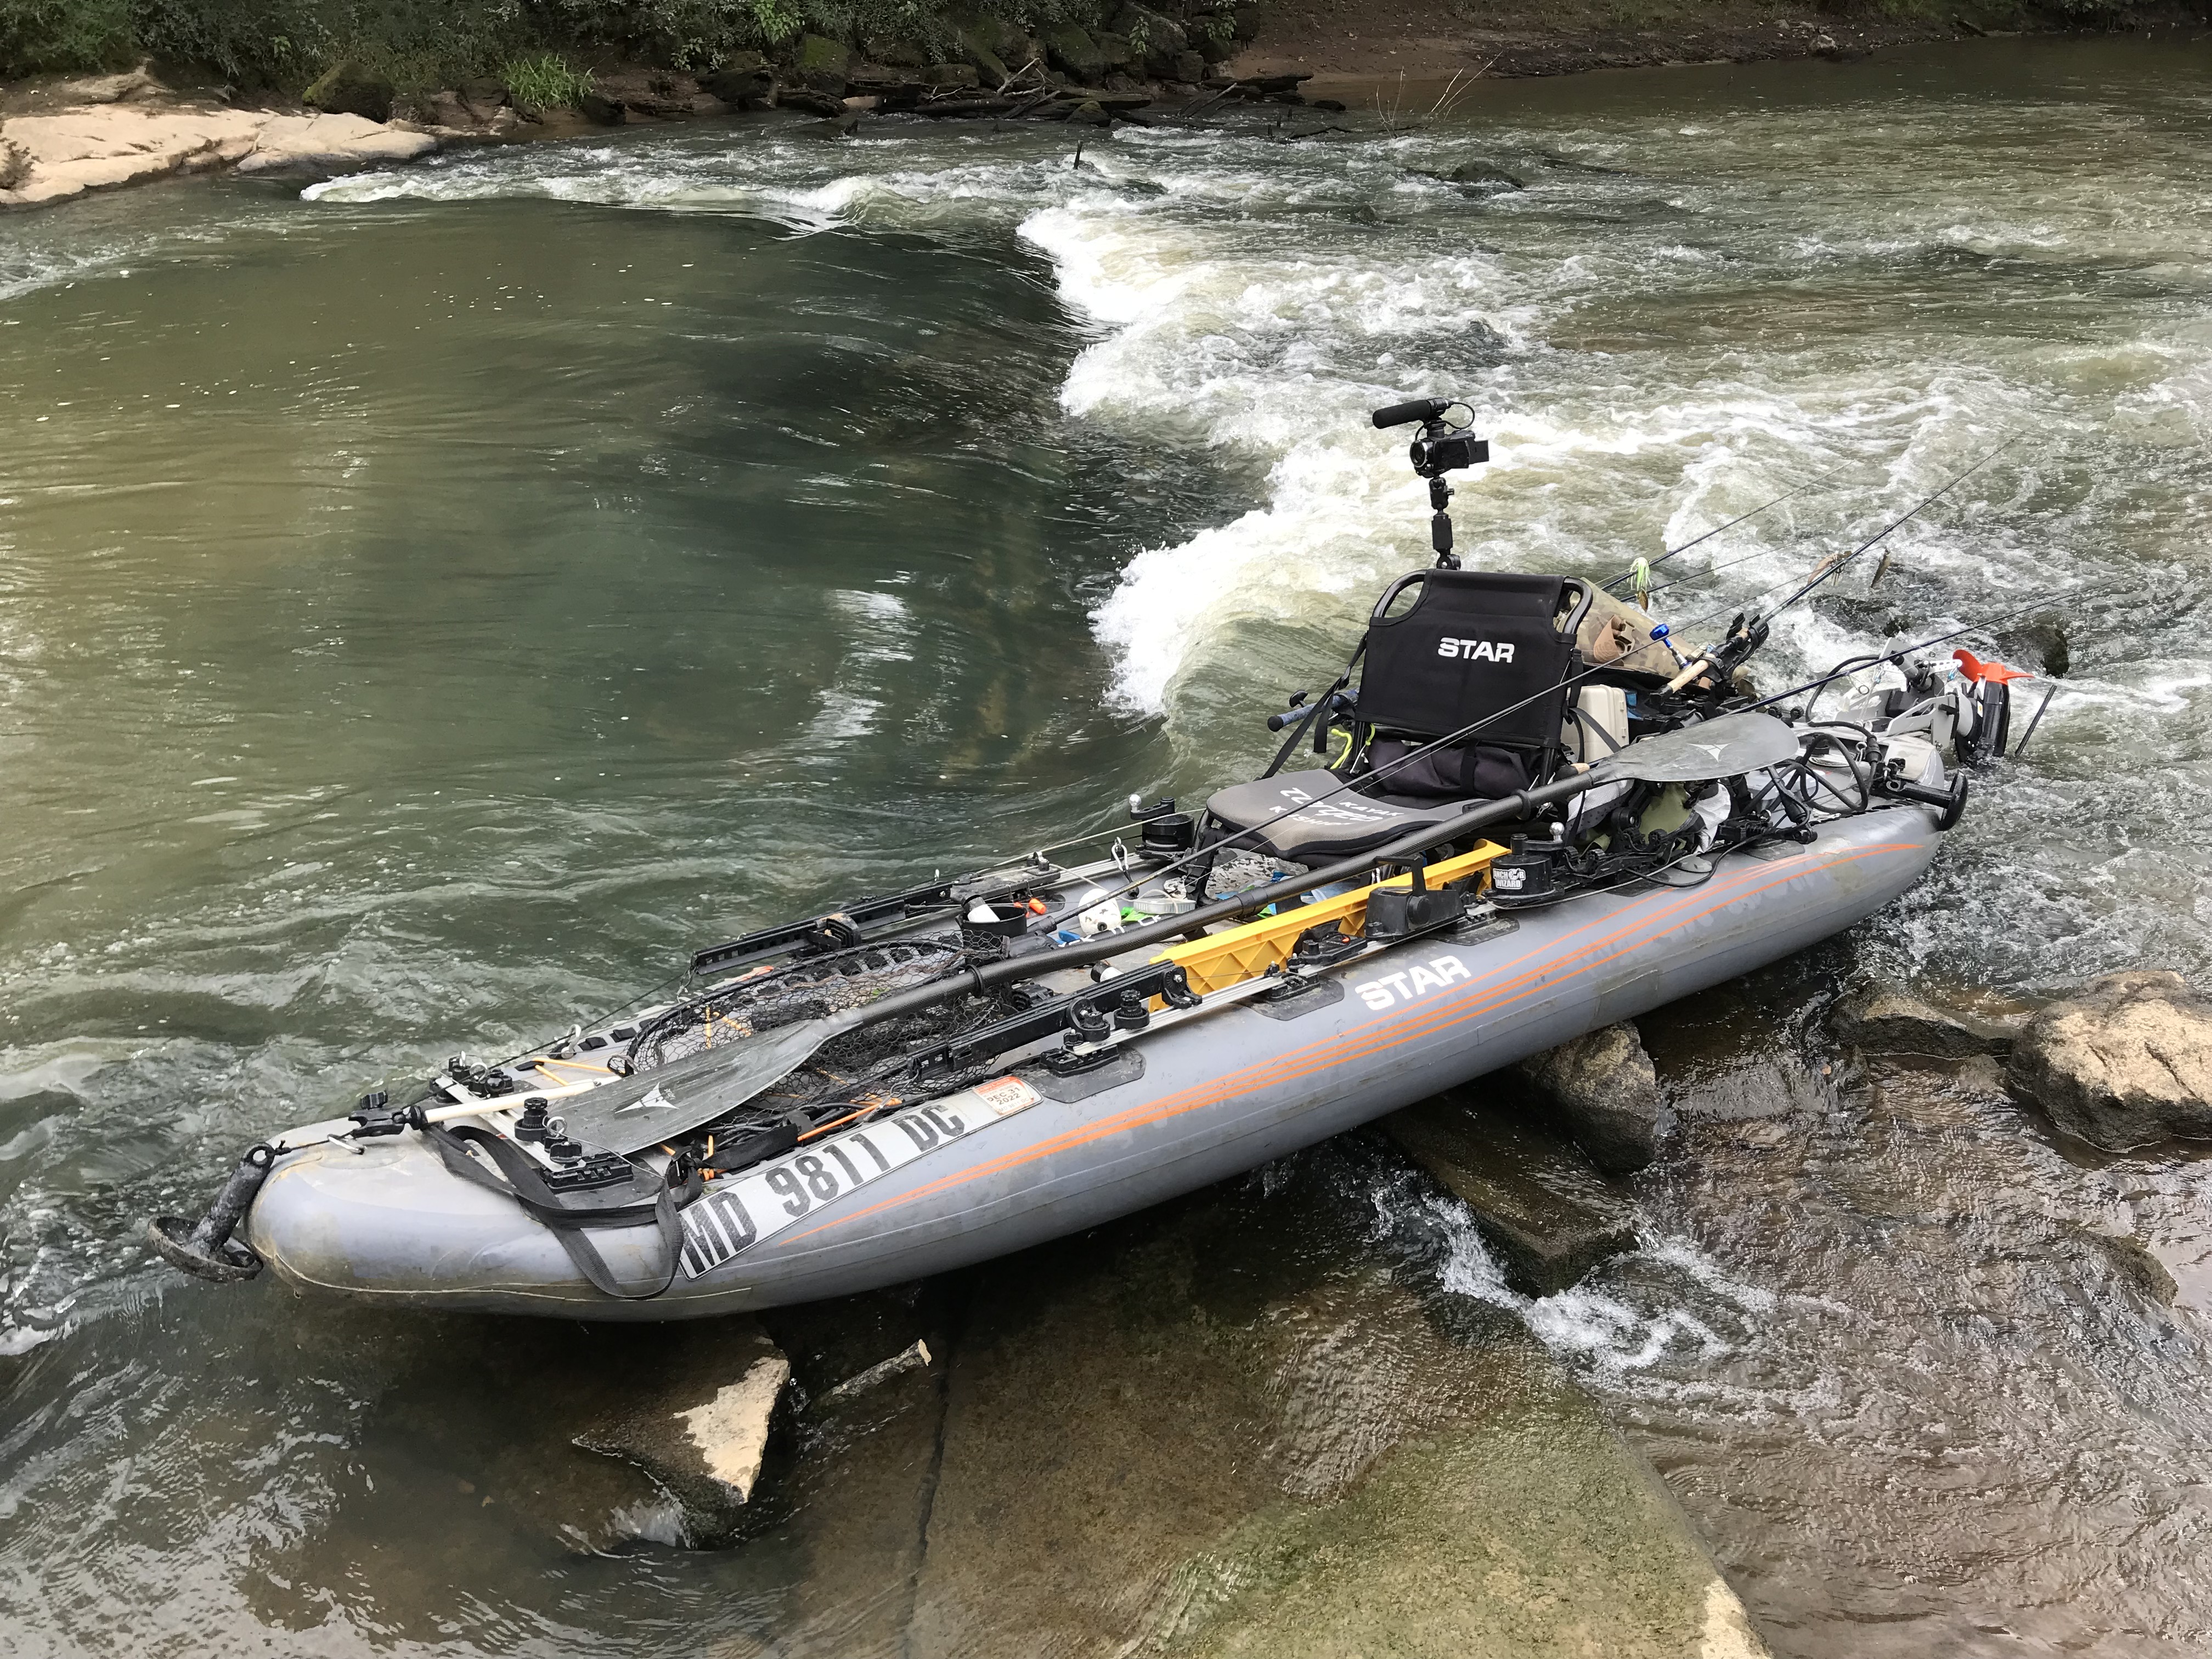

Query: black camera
left=1409, top=431, right=1489, bottom=477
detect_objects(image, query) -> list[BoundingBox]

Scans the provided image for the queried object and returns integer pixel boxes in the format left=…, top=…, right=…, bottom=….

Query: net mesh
left=628, top=938, right=963, bottom=1074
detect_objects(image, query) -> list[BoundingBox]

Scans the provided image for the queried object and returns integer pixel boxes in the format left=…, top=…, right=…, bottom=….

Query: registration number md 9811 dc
left=676, top=1075, right=1042, bottom=1279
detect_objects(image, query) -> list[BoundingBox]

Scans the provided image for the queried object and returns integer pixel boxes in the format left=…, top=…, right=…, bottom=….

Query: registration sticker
left=677, top=1076, right=1043, bottom=1279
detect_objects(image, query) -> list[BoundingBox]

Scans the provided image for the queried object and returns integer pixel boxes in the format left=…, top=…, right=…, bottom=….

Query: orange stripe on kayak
left=783, top=839, right=1920, bottom=1246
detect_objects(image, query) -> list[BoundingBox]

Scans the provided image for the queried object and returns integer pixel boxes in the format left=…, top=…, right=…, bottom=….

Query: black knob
left=1114, top=990, right=1151, bottom=1031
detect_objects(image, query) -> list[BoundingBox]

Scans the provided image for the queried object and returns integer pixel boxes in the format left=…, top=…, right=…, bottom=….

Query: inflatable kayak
left=148, top=398, right=2028, bottom=1319
left=233, top=809, right=1936, bottom=1318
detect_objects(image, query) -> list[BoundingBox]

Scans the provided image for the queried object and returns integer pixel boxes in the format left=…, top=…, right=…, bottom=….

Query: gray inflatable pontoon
left=237, top=805, right=1938, bottom=1319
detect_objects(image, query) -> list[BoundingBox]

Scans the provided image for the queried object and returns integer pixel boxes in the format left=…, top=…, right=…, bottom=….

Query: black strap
left=425, top=1125, right=684, bottom=1301
left=1260, top=651, right=1361, bottom=781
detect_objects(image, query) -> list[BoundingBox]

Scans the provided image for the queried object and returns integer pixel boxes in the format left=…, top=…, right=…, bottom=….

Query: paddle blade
left=553, top=1017, right=842, bottom=1156
left=1604, top=710, right=1801, bottom=783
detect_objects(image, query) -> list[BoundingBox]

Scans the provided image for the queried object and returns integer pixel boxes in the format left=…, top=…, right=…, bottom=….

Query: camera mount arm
left=1372, top=397, right=1489, bottom=569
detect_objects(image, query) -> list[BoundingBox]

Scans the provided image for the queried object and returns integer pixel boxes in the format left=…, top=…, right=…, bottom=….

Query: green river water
left=1, top=36, right=2209, bottom=1657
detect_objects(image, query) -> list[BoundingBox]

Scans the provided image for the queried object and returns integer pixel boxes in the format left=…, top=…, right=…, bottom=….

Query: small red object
left=1026, top=897, right=1049, bottom=915
left=1953, top=649, right=2033, bottom=685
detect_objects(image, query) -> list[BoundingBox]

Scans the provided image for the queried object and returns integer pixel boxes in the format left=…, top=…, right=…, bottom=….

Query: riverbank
left=2, top=2, right=2207, bottom=212
left=0, top=69, right=435, bottom=208
left=1237, top=0, right=2208, bottom=80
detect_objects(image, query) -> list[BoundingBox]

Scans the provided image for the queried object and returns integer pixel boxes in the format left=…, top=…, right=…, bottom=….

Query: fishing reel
left=1373, top=397, right=1489, bottom=569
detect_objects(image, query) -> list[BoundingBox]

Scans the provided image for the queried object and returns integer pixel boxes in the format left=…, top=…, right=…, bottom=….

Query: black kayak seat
left=1201, top=769, right=1476, bottom=864
left=1351, top=568, right=1587, bottom=799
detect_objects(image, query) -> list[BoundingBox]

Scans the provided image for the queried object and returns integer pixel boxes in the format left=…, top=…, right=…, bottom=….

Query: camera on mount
left=1371, top=396, right=1489, bottom=567
left=1371, top=397, right=1489, bottom=476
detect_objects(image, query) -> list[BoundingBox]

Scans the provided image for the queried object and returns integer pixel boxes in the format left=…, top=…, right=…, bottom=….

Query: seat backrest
left=1353, top=569, right=1582, bottom=751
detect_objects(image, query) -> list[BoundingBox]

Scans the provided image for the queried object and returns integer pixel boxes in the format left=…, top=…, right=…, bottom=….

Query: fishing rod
left=1060, top=454, right=1999, bottom=918
left=571, top=712, right=1809, bottom=1131
left=1758, top=436, right=2015, bottom=627
left=1655, top=437, right=2016, bottom=695
left=1601, top=466, right=1847, bottom=600
left=1741, top=592, right=2064, bottom=716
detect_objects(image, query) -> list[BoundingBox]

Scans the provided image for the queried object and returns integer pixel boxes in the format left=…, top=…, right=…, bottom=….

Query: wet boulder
left=792, top=34, right=854, bottom=94
left=901, top=1170, right=1748, bottom=1657
left=1833, top=985, right=2021, bottom=1060
left=573, top=1317, right=792, bottom=1545
left=919, top=63, right=981, bottom=88
left=1384, top=1097, right=1638, bottom=1295
left=302, top=61, right=396, bottom=123
left=2008, top=970, right=2212, bottom=1150
left=1516, top=1020, right=1674, bottom=1172
left=1410, top=159, right=1525, bottom=194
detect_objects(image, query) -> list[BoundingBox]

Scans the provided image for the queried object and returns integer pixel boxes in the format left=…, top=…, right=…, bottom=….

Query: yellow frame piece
left=1154, top=840, right=1510, bottom=995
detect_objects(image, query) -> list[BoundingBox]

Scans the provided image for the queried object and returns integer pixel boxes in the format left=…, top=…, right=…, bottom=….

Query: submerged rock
left=573, top=1317, right=791, bottom=1545
left=1384, top=1096, right=1638, bottom=1295
left=1410, top=159, right=1527, bottom=194
left=1832, top=985, right=2022, bottom=1059
left=1515, top=1020, right=1674, bottom=1171
left=2008, top=970, right=2212, bottom=1150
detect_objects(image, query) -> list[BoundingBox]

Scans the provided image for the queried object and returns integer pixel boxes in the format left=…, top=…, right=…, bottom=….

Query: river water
left=2, top=36, right=2209, bottom=1657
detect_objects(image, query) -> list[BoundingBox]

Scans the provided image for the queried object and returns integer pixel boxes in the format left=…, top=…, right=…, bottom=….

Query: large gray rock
left=1043, top=22, right=1110, bottom=82
left=2008, top=970, right=2212, bottom=1150
left=573, top=1317, right=790, bottom=1544
left=1384, top=1096, right=1638, bottom=1295
left=1516, top=1020, right=1675, bottom=1171
left=302, top=61, right=397, bottom=123
left=1833, top=985, right=2022, bottom=1059
left=903, top=1181, right=1756, bottom=1657
left=701, top=53, right=773, bottom=105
